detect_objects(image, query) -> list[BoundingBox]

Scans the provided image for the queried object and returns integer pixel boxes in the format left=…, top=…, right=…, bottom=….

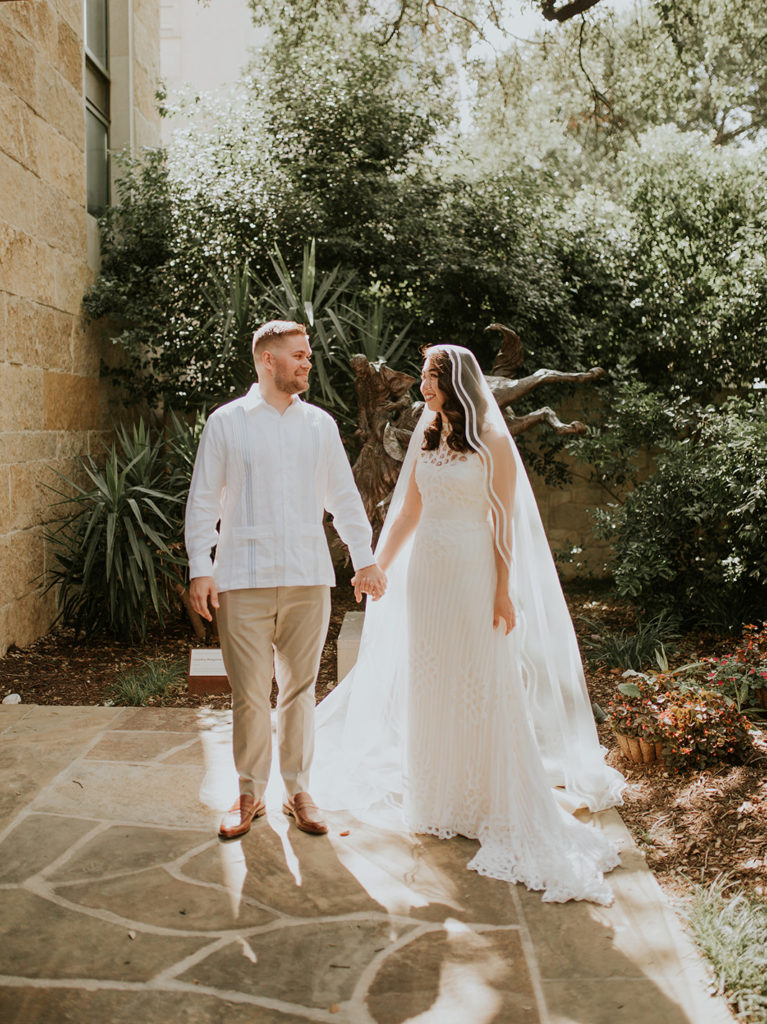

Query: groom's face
left=270, top=333, right=313, bottom=395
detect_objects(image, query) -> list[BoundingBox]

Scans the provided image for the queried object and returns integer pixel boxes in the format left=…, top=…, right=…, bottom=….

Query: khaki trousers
left=217, top=585, right=331, bottom=800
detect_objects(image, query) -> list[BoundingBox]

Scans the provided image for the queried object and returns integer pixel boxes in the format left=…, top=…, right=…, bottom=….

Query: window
left=85, top=0, right=110, bottom=217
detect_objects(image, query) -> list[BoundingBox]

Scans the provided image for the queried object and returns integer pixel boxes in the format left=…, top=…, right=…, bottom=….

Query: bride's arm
left=376, top=464, right=422, bottom=573
left=486, top=431, right=517, bottom=634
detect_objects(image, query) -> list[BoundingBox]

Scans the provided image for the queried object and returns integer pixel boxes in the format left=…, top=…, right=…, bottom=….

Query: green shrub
left=44, top=422, right=186, bottom=640
left=616, top=131, right=767, bottom=401
left=82, top=34, right=446, bottom=412
left=164, top=407, right=207, bottom=497
left=593, top=399, right=767, bottom=630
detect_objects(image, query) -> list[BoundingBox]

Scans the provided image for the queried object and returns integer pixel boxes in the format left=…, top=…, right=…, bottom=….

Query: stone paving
left=0, top=704, right=734, bottom=1024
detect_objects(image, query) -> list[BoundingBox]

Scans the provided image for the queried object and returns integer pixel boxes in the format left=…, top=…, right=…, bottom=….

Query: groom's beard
left=274, top=369, right=310, bottom=395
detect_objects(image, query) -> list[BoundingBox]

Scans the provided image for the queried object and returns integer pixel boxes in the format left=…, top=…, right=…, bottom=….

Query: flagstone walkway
left=0, top=704, right=734, bottom=1023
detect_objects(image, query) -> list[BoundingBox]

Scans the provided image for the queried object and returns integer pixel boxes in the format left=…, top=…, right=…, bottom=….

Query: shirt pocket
left=232, top=525, right=275, bottom=575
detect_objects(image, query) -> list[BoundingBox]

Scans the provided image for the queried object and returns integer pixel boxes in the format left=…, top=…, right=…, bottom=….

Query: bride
left=314, top=344, right=625, bottom=905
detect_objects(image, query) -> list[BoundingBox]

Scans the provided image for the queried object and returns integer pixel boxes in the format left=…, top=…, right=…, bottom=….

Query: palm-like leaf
left=43, top=422, right=188, bottom=641
left=201, top=262, right=257, bottom=396
left=253, top=240, right=357, bottom=412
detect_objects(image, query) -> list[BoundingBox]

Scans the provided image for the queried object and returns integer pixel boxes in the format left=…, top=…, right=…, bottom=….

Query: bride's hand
left=493, top=591, right=516, bottom=635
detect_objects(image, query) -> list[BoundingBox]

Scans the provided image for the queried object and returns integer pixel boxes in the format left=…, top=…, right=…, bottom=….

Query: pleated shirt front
left=185, top=385, right=373, bottom=590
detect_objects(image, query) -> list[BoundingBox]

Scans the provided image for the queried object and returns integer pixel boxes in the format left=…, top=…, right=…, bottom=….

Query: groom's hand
left=190, top=576, right=219, bottom=622
left=352, top=564, right=387, bottom=603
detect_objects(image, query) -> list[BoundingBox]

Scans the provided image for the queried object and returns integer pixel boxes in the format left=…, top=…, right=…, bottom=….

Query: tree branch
left=715, top=116, right=767, bottom=146
left=381, top=0, right=410, bottom=45
left=541, top=0, right=605, bottom=23
left=503, top=406, right=590, bottom=436
left=427, top=0, right=490, bottom=41
left=488, top=366, right=606, bottom=408
left=575, top=17, right=638, bottom=143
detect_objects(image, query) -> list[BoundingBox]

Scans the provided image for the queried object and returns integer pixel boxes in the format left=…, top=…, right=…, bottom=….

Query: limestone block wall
left=525, top=413, right=653, bottom=579
left=528, top=456, right=613, bottom=579
left=0, top=0, right=160, bottom=656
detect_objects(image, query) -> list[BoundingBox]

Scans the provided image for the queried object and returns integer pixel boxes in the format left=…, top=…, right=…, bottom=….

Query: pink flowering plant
left=701, top=621, right=767, bottom=712
left=608, top=674, right=667, bottom=742
left=608, top=669, right=753, bottom=772
left=651, top=687, right=752, bottom=771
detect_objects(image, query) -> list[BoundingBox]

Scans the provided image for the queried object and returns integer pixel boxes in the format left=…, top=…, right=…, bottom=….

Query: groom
left=186, top=320, right=386, bottom=839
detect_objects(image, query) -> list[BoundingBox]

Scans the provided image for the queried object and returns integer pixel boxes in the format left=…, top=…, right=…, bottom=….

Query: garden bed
left=1, top=576, right=765, bottom=903
left=0, top=566, right=360, bottom=712
left=580, top=591, right=767, bottom=901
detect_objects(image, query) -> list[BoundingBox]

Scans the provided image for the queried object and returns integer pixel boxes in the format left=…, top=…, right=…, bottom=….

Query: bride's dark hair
left=422, top=346, right=488, bottom=453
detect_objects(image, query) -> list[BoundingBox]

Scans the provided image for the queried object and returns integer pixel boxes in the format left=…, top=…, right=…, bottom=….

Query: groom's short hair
left=252, top=320, right=308, bottom=361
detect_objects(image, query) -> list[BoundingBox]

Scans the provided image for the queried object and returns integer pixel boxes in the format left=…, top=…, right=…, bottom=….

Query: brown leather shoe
left=282, top=792, right=328, bottom=835
left=218, top=793, right=266, bottom=839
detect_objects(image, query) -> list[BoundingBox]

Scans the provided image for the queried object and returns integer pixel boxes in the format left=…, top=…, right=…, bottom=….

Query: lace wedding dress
left=313, top=345, right=624, bottom=905
left=403, top=438, right=619, bottom=904
left=315, top=433, right=620, bottom=905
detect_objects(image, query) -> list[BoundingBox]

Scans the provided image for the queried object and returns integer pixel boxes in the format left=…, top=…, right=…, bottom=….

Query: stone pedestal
left=187, top=648, right=230, bottom=695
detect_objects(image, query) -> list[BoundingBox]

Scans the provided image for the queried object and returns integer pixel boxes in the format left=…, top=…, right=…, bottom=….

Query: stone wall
left=0, top=0, right=160, bottom=656
left=526, top=399, right=655, bottom=578
left=529, top=455, right=612, bottom=580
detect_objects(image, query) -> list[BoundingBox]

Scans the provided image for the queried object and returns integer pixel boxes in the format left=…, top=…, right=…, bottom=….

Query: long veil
left=313, top=345, right=624, bottom=819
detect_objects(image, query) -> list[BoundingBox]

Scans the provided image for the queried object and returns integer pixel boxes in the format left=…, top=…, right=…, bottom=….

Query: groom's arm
left=185, top=415, right=225, bottom=619
left=323, top=419, right=385, bottom=599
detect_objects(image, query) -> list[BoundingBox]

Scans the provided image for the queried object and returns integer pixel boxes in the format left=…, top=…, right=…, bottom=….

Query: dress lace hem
left=409, top=818, right=620, bottom=906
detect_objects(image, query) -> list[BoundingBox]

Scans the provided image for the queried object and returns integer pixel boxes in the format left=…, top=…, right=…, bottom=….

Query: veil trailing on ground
left=313, top=345, right=625, bottom=818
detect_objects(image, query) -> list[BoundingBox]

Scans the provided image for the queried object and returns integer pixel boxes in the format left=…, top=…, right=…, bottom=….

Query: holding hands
left=352, top=563, right=387, bottom=603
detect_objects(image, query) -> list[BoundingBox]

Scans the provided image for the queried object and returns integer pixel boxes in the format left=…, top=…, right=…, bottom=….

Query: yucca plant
left=327, top=298, right=415, bottom=371
left=164, top=407, right=207, bottom=495
left=44, top=421, right=186, bottom=641
left=257, top=239, right=356, bottom=415
left=200, top=260, right=257, bottom=399
left=256, top=240, right=416, bottom=428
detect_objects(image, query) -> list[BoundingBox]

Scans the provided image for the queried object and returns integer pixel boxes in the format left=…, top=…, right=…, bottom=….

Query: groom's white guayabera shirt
left=185, top=384, right=374, bottom=589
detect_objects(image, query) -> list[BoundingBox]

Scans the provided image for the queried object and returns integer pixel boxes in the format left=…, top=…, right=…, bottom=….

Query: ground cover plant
left=109, top=657, right=187, bottom=706
left=688, top=876, right=767, bottom=1024
left=579, top=610, right=680, bottom=671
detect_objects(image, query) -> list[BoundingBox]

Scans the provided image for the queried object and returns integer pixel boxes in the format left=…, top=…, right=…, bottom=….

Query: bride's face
left=420, top=358, right=446, bottom=412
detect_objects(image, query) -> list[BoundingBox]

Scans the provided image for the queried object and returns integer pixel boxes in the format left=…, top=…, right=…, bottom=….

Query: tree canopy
left=83, top=0, right=767, bottom=623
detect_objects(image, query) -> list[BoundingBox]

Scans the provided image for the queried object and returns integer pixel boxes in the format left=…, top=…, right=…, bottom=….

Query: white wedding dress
left=314, top=344, right=624, bottom=904
left=315, top=432, right=620, bottom=905
left=404, top=437, right=619, bottom=902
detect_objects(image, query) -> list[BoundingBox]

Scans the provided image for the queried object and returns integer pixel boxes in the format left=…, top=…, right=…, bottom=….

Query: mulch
left=0, top=565, right=359, bottom=712
left=1, top=572, right=766, bottom=901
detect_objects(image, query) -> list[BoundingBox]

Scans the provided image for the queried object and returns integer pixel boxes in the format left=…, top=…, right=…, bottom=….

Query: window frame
left=84, top=0, right=111, bottom=217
